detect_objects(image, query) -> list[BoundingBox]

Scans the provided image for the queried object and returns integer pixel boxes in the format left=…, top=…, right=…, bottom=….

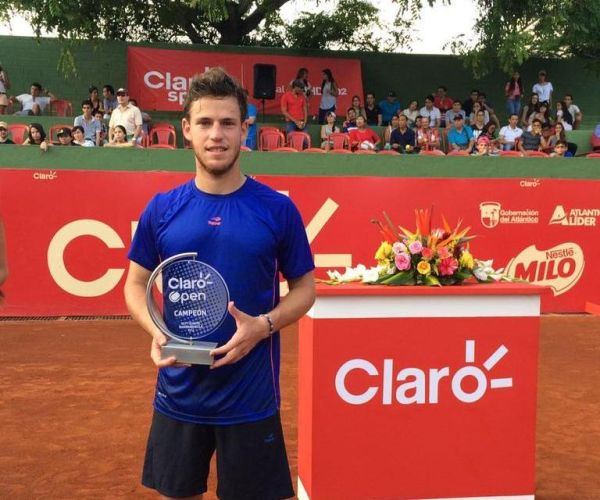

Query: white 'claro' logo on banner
left=505, top=242, right=584, bottom=296
left=335, top=340, right=512, bottom=405
left=479, top=201, right=539, bottom=229
left=549, top=205, right=600, bottom=227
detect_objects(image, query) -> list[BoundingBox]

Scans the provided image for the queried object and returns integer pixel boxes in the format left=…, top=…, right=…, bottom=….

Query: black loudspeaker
left=253, top=64, right=277, bottom=100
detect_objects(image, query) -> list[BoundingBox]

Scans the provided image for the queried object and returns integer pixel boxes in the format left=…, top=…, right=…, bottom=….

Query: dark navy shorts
left=142, top=410, right=294, bottom=499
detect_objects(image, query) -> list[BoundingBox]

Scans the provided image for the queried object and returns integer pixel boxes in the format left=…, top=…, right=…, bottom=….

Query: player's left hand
left=210, top=301, right=270, bottom=369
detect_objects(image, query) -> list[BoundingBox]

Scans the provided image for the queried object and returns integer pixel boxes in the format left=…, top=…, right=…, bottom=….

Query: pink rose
left=392, top=241, right=407, bottom=255
left=408, top=240, right=423, bottom=254
left=395, top=253, right=412, bottom=271
left=439, top=257, right=459, bottom=276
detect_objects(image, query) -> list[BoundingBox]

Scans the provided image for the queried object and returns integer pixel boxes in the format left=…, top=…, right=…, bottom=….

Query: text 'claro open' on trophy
left=145, top=252, right=230, bottom=365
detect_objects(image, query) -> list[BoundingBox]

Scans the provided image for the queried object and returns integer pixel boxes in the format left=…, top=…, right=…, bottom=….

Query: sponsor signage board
left=0, top=169, right=598, bottom=315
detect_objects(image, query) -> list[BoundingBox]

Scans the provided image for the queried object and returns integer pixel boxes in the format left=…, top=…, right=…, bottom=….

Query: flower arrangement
left=326, top=209, right=509, bottom=286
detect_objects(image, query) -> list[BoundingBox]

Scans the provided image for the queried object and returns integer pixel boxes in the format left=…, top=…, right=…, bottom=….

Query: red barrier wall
left=1, top=169, right=598, bottom=315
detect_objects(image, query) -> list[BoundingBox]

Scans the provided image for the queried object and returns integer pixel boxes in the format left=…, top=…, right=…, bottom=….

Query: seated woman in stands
left=320, top=111, right=341, bottom=150
left=520, top=93, right=539, bottom=127
left=528, top=101, right=552, bottom=130
left=383, top=114, right=399, bottom=148
left=479, top=122, right=500, bottom=151
left=470, top=109, right=487, bottom=140
left=468, top=101, right=489, bottom=126
left=401, top=100, right=419, bottom=129
left=351, top=95, right=366, bottom=120
left=22, top=123, right=51, bottom=151
left=415, top=116, right=441, bottom=152
left=72, top=125, right=95, bottom=147
left=105, top=124, right=135, bottom=148
left=554, top=101, right=573, bottom=131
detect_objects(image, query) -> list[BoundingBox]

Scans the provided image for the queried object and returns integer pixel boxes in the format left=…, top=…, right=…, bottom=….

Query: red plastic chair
left=447, top=149, right=470, bottom=156
left=524, top=150, right=549, bottom=157
left=354, top=149, right=376, bottom=154
left=287, top=131, right=311, bottom=151
left=259, top=129, right=285, bottom=151
left=328, top=148, right=353, bottom=154
left=149, top=143, right=176, bottom=150
left=149, top=123, right=177, bottom=148
left=420, top=149, right=445, bottom=156
left=499, top=150, right=523, bottom=157
left=272, top=147, right=299, bottom=153
left=590, top=134, right=600, bottom=151
left=7, top=123, right=29, bottom=145
left=586, top=153, right=600, bottom=158
left=304, top=148, right=326, bottom=153
left=49, top=124, right=73, bottom=144
left=378, top=150, right=400, bottom=155
left=328, top=132, right=350, bottom=150
left=50, top=99, right=73, bottom=117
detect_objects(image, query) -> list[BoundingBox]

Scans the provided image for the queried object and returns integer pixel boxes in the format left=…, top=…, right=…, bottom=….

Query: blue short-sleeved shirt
left=448, top=125, right=474, bottom=147
left=128, top=177, right=314, bottom=424
left=245, top=103, right=258, bottom=150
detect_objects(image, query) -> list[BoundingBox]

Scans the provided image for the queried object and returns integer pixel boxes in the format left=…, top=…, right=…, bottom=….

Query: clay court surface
left=1, top=316, right=599, bottom=499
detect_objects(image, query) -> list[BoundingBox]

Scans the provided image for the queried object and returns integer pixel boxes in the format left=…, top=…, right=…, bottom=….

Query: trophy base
left=161, top=341, right=219, bottom=366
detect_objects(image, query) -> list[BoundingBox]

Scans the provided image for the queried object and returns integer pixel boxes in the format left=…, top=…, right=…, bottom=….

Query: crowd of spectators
left=0, top=64, right=594, bottom=158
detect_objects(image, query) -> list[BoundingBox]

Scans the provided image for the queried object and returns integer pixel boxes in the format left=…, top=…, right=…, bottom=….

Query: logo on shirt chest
left=208, top=216, right=222, bottom=226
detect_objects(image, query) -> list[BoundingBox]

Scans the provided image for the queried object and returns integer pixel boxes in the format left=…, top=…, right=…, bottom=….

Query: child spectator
left=472, top=135, right=493, bottom=156
left=498, top=114, right=523, bottom=150
left=504, top=71, right=523, bottom=117
left=364, top=93, right=382, bottom=126
left=72, top=125, right=95, bottom=147
left=390, top=114, right=416, bottom=153
left=318, top=69, right=337, bottom=124
left=550, top=140, right=573, bottom=157
left=401, top=100, right=419, bottom=129
left=55, top=127, right=76, bottom=146
left=379, top=92, right=401, bottom=126
left=342, top=108, right=358, bottom=132
left=532, top=70, right=553, bottom=108
left=348, top=115, right=380, bottom=151
left=0, top=121, right=14, bottom=144
left=94, top=109, right=108, bottom=144
left=434, top=86, right=453, bottom=127
left=320, top=111, right=340, bottom=150
left=419, top=95, right=441, bottom=129
left=0, top=65, right=10, bottom=115
left=416, top=116, right=441, bottom=152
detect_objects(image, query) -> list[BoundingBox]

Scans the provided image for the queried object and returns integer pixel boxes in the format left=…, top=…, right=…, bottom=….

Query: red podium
left=298, top=283, right=543, bottom=500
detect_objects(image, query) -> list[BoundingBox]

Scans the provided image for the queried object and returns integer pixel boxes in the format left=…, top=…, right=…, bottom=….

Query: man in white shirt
left=108, top=87, right=143, bottom=143
left=499, top=114, right=523, bottom=151
left=563, top=94, right=583, bottom=129
left=532, top=70, right=553, bottom=108
left=419, top=95, right=441, bottom=129
left=11, top=82, right=56, bottom=116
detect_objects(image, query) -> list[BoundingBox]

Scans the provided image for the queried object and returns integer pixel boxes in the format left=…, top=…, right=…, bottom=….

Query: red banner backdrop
left=127, top=46, right=364, bottom=116
left=1, top=169, right=599, bottom=316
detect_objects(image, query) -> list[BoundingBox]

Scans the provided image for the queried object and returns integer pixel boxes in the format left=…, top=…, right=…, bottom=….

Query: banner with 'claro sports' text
left=127, top=46, right=364, bottom=116
left=1, top=169, right=599, bottom=316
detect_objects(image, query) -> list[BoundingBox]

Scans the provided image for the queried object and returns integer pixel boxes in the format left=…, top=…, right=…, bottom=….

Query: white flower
left=362, top=268, right=380, bottom=283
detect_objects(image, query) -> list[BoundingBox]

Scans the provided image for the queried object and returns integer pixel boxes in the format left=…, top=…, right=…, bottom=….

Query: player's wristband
left=259, top=313, right=275, bottom=336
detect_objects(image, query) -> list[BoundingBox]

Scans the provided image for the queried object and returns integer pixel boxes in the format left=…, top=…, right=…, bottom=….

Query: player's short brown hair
left=183, top=67, right=247, bottom=121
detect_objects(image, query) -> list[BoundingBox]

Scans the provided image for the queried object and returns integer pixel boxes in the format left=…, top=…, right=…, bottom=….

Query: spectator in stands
left=0, top=121, right=14, bottom=144
left=94, top=109, right=108, bottom=144
left=351, top=95, right=366, bottom=120
left=72, top=125, right=95, bottom=147
left=244, top=100, right=258, bottom=150
left=547, top=121, right=567, bottom=151
left=390, top=114, right=416, bottom=153
left=471, top=135, right=493, bottom=156
left=281, top=79, right=307, bottom=134
left=447, top=115, right=475, bottom=152
left=74, top=99, right=103, bottom=147
left=318, top=69, right=338, bottom=124
left=563, top=94, right=582, bottom=129
left=519, top=119, right=547, bottom=153
left=462, top=89, right=479, bottom=117
left=105, top=124, right=135, bottom=148
left=55, top=127, right=76, bottom=146
left=419, top=95, right=441, bottom=129
left=320, top=111, right=340, bottom=150
left=402, top=100, right=419, bottom=129
left=89, top=86, right=102, bottom=114
left=129, top=98, right=152, bottom=136
left=504, top=71, right=523, bottom=117
left=383, top=114, right=399, bottom=148
left=342, top=108, right=358, bottom=132
left=0, top=64, right=10, bottom=115
left=416, top=116, right=441, bottom=152
left=468, top=101, right=489, bottom=126
left=108, top=88, right=143, bottom=143
left=434, top=86, right=453, bottom=127
left=498, top=114, right=523, bottom=150
left=470, top=110, right=487, bottom=140
left=11, top=82, right=56, bottom=116
left=348, top=115, right=380, bottom=151
left=476, top=92, right=499, bottom=127
left=480, top=122, right=499, bottom=148
left=22, top=123, right=50, bottom=151
left=379, top=91, right=401, bottom=126
left=554, top=102, right=573, bottom=131
left=291, top=68, right=312, bottom=102
left=520, top=93, right=539, bottom=128
left=445, top=100, right=466, bottom=125
left=102, top=84, right=118, bottom=120
left=528, top=101, right=552, bottom=129
left=532, top=70, right=553, bottom=108
left=414, top=115, right=423, bottom=130
left=365, top=92, right=382, bottom=126
left=550, top=140, right=573, bottom=157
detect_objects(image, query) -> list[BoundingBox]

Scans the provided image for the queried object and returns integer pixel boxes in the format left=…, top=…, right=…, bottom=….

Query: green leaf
left=424, top=275, right=441, bottom=286
left=380, top=271, right=417, bottom=286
